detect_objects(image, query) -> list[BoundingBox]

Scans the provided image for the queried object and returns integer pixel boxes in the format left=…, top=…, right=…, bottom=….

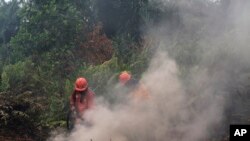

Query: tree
left=10, top=0, right=85, bottom=62
left=95, top=0, right=148, bottom=41
left=0, top=0, right=21, bottom=44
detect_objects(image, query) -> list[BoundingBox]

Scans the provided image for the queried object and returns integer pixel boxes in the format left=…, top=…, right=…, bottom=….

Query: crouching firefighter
left=68, top=77, right=95, bottom=129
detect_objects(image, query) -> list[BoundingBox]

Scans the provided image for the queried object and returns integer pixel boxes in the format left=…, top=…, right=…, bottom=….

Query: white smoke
left=50, top=52, right=225, bottom=141
left=50, top=0, right=250, bottom=141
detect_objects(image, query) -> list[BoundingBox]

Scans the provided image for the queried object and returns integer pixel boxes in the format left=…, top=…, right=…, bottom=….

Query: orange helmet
left=119, top=71, right=131, bottom=84
left=75, top=77, right=88, bottom=91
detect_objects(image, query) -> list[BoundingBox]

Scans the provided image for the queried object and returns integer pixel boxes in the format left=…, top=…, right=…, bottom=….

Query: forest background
left=0, top=0, right=250, bottom=140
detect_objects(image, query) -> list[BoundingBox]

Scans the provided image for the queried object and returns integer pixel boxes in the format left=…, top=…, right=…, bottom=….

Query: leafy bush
left=76, top=56, right=120, bottom=95
left=0, top=59, right=32, bottom=92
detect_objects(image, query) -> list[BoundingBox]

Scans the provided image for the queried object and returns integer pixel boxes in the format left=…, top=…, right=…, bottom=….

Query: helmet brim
left=75, top=86, right=87, bottom=91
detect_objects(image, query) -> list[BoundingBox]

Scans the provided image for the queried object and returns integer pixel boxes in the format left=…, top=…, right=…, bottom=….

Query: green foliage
left=73, top=0, right=97, bottom=28
left=1, top=71, right=9, bottom=91
left=0, top=60, right=29, bottom=91
left=10, top=0, right=85, bottom=62
left=31, top=50, right=77, bottom=129
left=112, top=35, right=152, bottom=80
left=48, top=94, right=66, bottom=120
left=0, top=1, right=249, bottom=141
left=95, top=0, right=148, bottom=40
left=64, top=79, right=73, bottom=97
left=0, top=0, right=153, bottom=137
left=76, top=56, right=120, bottom=95
left=127, top=46, right=151, bottom=79
left=0, top=0, right=21, bottom=67
left=113, top=35, right=139, bottom=64
left=0, top=0, right=21, bottom=44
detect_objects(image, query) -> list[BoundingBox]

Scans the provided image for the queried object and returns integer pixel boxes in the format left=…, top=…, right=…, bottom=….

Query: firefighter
left=119, top=71, right=132, bottom=85
left=119, top=71, right=150, bottom=100
left=69, top=77, right=95, bottom=123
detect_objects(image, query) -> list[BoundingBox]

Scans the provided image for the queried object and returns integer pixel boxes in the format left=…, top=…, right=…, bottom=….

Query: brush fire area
left=1, top=0, right=250, bottom=141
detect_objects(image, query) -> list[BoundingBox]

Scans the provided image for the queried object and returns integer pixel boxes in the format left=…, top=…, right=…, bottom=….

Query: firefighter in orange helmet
left=118, top=71, right=150, bottom=100
left=119, top=71, right=132, bottom=85
left=69, top=77, right=95, bottom=123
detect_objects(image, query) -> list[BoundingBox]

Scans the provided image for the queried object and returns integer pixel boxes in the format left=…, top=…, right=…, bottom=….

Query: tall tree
left=0, top=0, right=22, bottom=66
left=0, top=0, right=21, bottom=44
left=10, top=0, right=85, bottom=62
left=95, top=0, right=148, bottom=40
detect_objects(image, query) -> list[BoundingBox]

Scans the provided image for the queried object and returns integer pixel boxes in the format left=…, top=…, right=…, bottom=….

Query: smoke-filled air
left=49, top=0, right=250, bottom=141
left=1, top=0, right=250, bottom=141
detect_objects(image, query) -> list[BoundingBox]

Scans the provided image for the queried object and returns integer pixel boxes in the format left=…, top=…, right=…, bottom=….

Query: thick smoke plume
left=50, top=0, right=250, bottom=141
